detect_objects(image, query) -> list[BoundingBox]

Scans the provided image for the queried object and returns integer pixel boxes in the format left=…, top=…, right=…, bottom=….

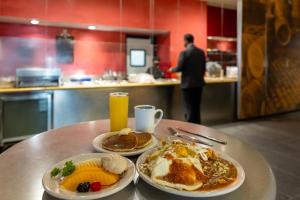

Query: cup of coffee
left=134, top=105, right=163, bottom=133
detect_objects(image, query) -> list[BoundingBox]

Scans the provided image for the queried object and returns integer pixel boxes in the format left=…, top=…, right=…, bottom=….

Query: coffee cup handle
left=154, top=109, right=163, bottom=128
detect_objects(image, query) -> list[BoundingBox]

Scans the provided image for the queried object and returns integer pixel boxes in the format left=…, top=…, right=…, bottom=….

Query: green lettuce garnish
left=50, top=160, right=76, bottom=178
left=61, top=161, right=76, bottom=176
left=51, top=167, right=61, bottom=177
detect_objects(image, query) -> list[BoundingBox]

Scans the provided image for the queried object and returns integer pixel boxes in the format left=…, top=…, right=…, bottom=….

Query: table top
left=0, top=119, right=276, bottom=200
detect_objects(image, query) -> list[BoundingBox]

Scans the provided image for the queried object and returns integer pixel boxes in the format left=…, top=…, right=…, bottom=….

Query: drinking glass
left=109, top=92, right=128, bottom=131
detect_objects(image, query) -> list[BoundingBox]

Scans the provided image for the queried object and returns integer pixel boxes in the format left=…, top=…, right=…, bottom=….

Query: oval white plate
left=42, top=153, right=135, bottom=200
left=92, top=132, right=158, bottom=156
left=136, top=148, right=245, bottom=198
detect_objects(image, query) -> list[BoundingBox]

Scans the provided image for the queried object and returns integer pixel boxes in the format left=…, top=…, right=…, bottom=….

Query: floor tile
left=277, top=192, right=292, bottom=200
left=271, top=167, right=300, bottom=197
left=291, top=195, right=300, bottom=200
left=213, top=111, right=300, bottom=200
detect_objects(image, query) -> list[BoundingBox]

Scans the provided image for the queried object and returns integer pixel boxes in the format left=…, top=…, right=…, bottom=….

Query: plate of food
left=42, top=153, right=135, bottom=200
left=92, top=128, right=159, bottom=156
left=136, top=140, right=245, bottom=197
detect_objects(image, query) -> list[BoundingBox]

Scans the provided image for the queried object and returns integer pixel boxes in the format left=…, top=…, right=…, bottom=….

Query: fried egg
left=150, top=144, right=205, bottom=191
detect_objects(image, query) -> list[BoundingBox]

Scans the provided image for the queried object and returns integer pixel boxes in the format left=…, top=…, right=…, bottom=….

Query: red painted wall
left=207, top=6, right=237, bottom=37
left=0, top=0, right=207, bottom=76
left=0, top=23, right=126, bottom=76
left=154, top=0, right=207, bottom=66
left=206, top=6, right=237, bottom=56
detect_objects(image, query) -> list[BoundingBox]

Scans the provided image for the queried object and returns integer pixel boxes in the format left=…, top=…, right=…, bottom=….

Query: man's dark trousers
left=181, top=87, right=203, bottom=124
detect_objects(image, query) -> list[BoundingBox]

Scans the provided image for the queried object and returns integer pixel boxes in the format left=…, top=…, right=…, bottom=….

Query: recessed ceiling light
left=30, top=19, right=40, bottom=25
left=88, top=25, right=96, bottom=30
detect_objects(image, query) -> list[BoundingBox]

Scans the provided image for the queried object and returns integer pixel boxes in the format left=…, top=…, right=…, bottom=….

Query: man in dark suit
left=169, top=34, right=206, bottom=124
left=146, top=57, right=164, bottom=79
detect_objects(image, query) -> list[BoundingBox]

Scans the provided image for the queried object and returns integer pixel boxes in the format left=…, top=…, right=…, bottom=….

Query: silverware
left=176, top=127, right=227, bottom=145
left=167, top=127, right=213, bottom=147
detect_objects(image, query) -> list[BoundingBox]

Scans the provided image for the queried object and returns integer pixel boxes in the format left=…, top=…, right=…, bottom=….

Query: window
left=130, top=49, right=146, bottom=67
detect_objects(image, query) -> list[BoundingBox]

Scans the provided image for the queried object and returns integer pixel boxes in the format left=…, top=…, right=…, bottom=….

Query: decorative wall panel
left=240, top=0, right=300, bottom=118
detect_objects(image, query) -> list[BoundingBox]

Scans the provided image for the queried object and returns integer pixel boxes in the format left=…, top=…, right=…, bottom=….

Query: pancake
left=102, top=132, right=137, bottom=152
left=134, top=132, right=153, bottom=149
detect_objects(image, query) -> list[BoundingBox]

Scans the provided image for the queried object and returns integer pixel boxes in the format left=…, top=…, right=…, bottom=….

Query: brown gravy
left=198, top=158, right=237, bottom=191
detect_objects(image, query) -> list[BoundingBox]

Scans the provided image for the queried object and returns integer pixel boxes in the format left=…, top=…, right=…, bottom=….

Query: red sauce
left=155, top=157, right=237, bottom=191
left=159, top=159, right=208, bottom=185
left=164, top=153, right=174, bottom=160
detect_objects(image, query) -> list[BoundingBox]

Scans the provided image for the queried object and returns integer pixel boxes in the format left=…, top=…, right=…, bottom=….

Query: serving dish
left=92, top=131, right=158, bottom=156
left=42, top=153, right=135, bottom=199
left=136, top=142, right=245, bottom=197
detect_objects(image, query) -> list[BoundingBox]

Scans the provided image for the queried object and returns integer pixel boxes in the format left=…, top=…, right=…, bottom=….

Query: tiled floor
left=213, top=111, right=300, bottom=200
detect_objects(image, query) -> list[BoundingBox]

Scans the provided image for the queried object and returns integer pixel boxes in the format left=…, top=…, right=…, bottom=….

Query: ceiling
left=205, top=0, right=237, bottom=10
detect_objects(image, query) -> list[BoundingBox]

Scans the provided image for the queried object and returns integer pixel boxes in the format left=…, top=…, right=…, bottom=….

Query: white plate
left=136, top=148, right=245, bottom=198
left=42, top=153, right=135, bottom=200
left=92, top=132, right=158, bottom=156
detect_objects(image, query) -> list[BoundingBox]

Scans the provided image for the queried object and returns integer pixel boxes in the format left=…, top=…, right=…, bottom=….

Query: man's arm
left=171, top=51, right=185, bottom=72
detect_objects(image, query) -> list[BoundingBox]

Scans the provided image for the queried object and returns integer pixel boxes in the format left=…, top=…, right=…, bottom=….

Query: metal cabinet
left=0, top=92, right=52, bottom=145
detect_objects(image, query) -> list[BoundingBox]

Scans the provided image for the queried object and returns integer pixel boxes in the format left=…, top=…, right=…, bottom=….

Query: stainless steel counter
left=0, top=77, right=237, bottom=94
left=53, top=82, right=236, bottom=128
left=0, top=79, right=237, bottom=143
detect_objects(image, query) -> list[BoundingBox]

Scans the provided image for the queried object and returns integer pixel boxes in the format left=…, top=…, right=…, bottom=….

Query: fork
left=167, top=127, right=213, bottom=147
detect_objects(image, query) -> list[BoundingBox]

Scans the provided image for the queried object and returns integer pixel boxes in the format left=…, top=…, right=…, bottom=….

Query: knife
left=176, top=127, right=227, bottom=145
left=167, top=127, right=213, bottom=147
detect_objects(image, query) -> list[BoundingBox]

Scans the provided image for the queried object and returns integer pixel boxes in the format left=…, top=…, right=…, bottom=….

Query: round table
left=0, top=119, right=276, bottom=200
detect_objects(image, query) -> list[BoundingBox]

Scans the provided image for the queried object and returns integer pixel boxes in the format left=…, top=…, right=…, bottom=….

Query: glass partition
left=0, top=0, right=237, bottom=83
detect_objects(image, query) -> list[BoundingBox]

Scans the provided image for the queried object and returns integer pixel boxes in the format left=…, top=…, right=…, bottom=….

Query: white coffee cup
left=134, top=105, right=163, bottom=133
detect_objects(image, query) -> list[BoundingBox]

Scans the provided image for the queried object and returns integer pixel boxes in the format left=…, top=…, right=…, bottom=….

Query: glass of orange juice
left=109, top=92, right=129, bottom=132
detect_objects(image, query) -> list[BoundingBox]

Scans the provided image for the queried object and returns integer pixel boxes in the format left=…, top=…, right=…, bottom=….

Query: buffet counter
left=0, top=77, right=237, bottom=143
left=0, top=77, right=237, bottom=93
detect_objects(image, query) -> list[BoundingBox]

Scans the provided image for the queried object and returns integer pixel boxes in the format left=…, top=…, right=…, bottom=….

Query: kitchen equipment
left=0, top=92, right=52, bottom=145
left=0, top=76, right=15, bottom=88
left=16, top=67, right=61, bottom=87
left=69, top=74, right=92, bottom=82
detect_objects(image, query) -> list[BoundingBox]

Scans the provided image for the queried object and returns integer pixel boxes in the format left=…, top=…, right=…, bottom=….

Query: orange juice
left=109, top=92, right=129, bottom=131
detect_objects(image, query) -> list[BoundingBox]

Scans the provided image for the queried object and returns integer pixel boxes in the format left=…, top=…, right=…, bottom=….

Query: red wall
left=0, top=23, right=126, bottom=76
left=154, top=0, right=207, bottom=66
left=206, top=6, right=237, bottom=54
left=0, top=0, right=207, bottom=76
left=207, top=6, right=237, bottom=37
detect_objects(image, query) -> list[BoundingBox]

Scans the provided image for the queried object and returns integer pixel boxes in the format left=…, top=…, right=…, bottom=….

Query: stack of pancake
left=102, top=131, right=152, bottom=152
